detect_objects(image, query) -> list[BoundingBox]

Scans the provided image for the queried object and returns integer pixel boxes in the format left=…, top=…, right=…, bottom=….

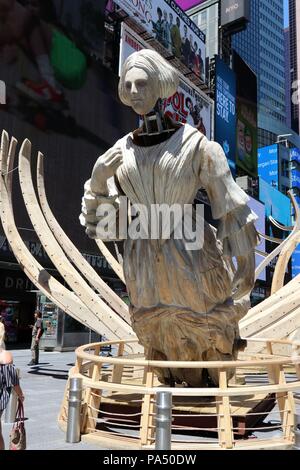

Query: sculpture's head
left=119, top=49, right=179, bottom=116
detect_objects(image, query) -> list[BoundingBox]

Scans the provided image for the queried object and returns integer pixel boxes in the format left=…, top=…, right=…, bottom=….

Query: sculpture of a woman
left=80, top=50, right=259, bottom=387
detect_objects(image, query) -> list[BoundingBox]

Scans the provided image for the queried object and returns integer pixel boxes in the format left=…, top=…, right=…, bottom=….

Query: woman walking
left=0, top=323, right=24, bottom=450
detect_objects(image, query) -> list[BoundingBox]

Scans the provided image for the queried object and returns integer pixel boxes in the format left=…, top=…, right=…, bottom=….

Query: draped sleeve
left=79, top=135, right=128, bottom=241
left=195, top=136, right=260, bottom=257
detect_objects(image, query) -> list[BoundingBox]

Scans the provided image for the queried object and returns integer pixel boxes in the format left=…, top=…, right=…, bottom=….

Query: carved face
left=124, top=67, right=158, bottom=116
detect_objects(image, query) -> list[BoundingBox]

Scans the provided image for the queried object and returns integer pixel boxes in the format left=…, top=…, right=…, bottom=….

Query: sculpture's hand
left=91, top=147, right=123, bottom=194
left=232, top=252, right=255, bottom=300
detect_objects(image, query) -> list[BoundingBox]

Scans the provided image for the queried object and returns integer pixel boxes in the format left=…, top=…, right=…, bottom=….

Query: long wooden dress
left=80, top=124, right=259, bottom=386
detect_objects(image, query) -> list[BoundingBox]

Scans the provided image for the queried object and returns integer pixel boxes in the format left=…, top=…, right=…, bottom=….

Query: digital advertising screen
left=248, top=196, right=266, bottom=282
left=291, top=147, right=300, bottom=164
left=258, top=144, right=279, bottom=188
left=292, top=245, right=300, bottom=278
left=233, top=51, right=258, bottom=177
left=259, top=178, right=291, bottom=227
left=215, top=56, right=236, bottom=174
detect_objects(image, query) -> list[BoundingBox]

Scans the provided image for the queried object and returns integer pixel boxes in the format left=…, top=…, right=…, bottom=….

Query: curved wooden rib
left=240, top=278, right=300, bottom=336
left=95, top=239, right=125, bottom=284
left=0, top=131, right=101, bottom=333
left=36, top=153, right=129, bottom=323
left=240, top=193, right=300, bottom=349
left=255, top=192, right=300, bottom=282
left=17, top=137, right=138, bottom=344
left=255, top=249, right=267, bottom=258
left=271, top=192, right=300, bottom=294
left=257, top=232, right=282, bottom=245
left=5, top=138, right=18, bottom=197
left=269, top=216, right=294, bottom=232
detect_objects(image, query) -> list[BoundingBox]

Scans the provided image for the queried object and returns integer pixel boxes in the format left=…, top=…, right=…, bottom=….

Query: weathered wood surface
left=0, top=131, right=101, bottom=331
left=36, top=153, right=129, bottom=323
left=0, top=131, right=140, bottom=353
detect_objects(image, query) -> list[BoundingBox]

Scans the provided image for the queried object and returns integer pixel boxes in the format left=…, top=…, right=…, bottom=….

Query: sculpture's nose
left=131, top=82, right=138, bottom=95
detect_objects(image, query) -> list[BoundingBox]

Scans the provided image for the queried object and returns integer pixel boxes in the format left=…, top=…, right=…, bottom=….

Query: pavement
left=1, top=349, right=102, bottom=450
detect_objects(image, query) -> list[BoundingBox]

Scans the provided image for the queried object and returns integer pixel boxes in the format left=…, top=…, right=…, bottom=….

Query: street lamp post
left=276, top=134, right=292, bottom=148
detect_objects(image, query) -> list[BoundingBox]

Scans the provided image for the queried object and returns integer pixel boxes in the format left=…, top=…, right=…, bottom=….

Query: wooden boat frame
left=58, top=337, right=300, bottom=450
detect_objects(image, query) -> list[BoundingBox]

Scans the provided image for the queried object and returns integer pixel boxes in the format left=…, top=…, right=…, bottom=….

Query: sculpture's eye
left=136, top=79, right=147, bottom=88
left=125, top=81, right=131, bottom=91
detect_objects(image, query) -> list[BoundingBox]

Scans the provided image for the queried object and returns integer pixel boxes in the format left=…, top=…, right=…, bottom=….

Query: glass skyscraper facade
left=289, top=0, right=300, bottom=134
left=232, top=0, right=285, bottom=124
left=189, top=0, right=300, bottom=148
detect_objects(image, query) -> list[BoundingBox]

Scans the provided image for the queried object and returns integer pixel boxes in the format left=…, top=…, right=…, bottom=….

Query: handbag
left=9, top=400, right=26, bottom=450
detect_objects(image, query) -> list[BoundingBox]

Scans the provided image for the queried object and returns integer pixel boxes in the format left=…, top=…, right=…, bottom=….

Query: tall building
left=289, top=0, right=300, bottom=134
left=285, top=27, right=292, bottom=129
left=189, top=0, right=300, bottom=148
left=232, top=0, right=287, bottom=144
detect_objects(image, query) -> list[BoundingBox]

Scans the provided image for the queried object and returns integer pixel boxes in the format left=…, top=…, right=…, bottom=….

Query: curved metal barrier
left=58, top=338, right=300, bottom=450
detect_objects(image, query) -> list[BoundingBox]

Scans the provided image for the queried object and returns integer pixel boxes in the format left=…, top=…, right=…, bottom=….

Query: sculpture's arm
left=197, top=138, right=259, bottom=300
left=80, top=146, right=123, bottom=240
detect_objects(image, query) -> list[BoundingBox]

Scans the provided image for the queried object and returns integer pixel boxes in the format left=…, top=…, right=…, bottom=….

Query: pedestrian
left=28, top=310, right=44, bottom=366
left=0, top=323, right=25, bottom=450
left=0, top=317, right=5, bottom=349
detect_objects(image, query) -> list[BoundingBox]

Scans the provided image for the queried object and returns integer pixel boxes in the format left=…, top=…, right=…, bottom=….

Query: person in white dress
left=80, top=50, right=259, bottom=386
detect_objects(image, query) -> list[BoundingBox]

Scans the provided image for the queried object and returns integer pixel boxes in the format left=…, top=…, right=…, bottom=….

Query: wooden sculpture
left=80, top=50, right=259, bottom=387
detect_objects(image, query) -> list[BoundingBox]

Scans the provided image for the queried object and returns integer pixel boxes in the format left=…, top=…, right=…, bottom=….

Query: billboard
left=258, top=144, right=279, bottom=188
left=221, top=0, right=250, bottom=27
left=291, top=147, right=300, bottom=164
left=119, top=23, right=213, bottom=137
left=292, top=168, right=300, bottom=191
left=259, top=179, right=291, bottom=227
left=175, top=0, right=206, bottom=9
left=248, top=196, right=266, bottom=282
left=113, top=0, right=206, bottom=81
left=215, top=57, right=236, bottom=174
left=233, top=51, right=258, bottom=177
left=292, top=245, right=300, bottom=278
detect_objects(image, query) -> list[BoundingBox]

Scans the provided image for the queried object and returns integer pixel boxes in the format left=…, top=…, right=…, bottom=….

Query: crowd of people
left=152, top=7, right=205, bottom=79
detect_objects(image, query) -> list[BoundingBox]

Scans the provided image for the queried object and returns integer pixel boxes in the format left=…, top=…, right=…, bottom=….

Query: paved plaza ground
left=1, top=349, right=100, bottom=450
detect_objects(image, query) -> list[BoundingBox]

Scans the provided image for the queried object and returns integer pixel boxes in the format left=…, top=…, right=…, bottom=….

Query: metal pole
left=155, top=391, right=172, bottom=450
left=66, top=377, right=83, bottom=443
left=294, top=413, right=300, bottom=450
left=4, top=368, right=19, bottom=424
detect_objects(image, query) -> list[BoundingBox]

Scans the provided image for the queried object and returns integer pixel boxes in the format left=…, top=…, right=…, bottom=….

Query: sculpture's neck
left=133, top=99, right=181, bottom=147
left=141, top=99, right=174, bottom=136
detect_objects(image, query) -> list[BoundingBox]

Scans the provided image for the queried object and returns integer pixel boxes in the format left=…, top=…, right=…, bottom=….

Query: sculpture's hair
left=119, top=49, right=179, bottom=106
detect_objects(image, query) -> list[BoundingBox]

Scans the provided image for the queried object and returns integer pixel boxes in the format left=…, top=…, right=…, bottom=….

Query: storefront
left=0, top=264, right=36, bottom=346
left=37, top=292, right=101, bottom=351
left=0, top=235, right=122, bottom=349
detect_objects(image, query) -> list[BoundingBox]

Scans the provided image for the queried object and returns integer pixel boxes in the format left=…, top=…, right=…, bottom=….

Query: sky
left=284, top=0, right=289, bottom=28
left=177, top=1, right=290, bottom=27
